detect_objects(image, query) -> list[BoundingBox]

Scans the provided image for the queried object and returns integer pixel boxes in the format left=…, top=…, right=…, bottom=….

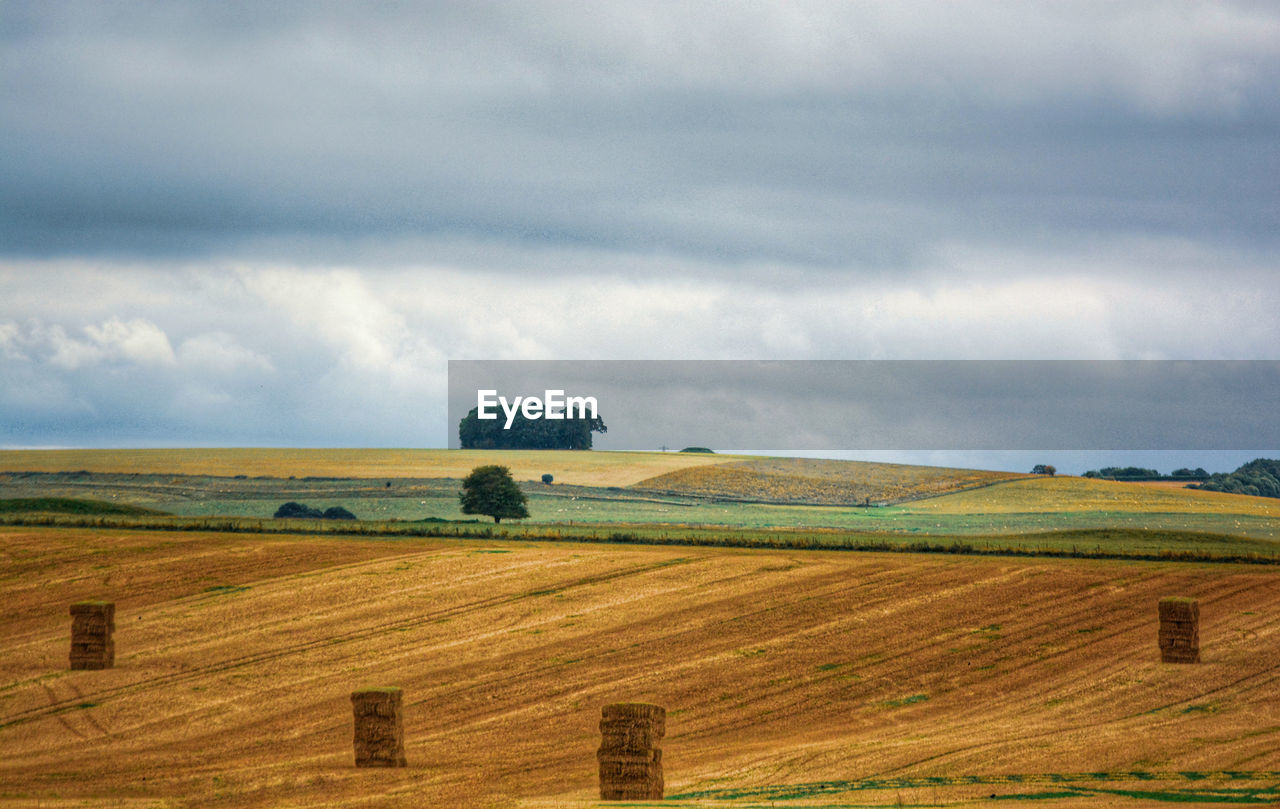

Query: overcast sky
left=2, top=2, right=1278, bottom=472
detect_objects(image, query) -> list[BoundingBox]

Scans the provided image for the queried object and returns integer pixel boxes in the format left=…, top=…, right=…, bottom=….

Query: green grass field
left=2, top=449, right=1277, bottom=561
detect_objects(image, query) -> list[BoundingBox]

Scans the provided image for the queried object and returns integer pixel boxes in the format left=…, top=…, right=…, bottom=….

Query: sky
left=2, top=2, right=1278, bottom=473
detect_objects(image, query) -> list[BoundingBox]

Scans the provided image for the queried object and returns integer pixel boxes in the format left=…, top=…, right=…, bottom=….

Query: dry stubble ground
left=0, top=448, right=734, bottom=488
left=1, top=526, right=1277, bottom=808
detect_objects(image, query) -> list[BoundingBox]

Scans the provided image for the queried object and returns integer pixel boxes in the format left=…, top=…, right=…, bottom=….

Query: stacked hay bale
left=351, top=687, right=407, bottom=767
left=598, top=702, right=665, bottom=800
left=1159, top=597, right=1200, bottom=663
left=69, top=601, right=114, bottom=670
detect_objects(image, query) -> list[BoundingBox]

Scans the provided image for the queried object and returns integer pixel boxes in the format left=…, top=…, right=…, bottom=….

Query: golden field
left=634, top=457, right=1024, bottom=505
left=0, top=448, right=733, bottom=488
left=2, top=526, right=1277, bottom=808
left=906, top=475, right=1280, bottom=517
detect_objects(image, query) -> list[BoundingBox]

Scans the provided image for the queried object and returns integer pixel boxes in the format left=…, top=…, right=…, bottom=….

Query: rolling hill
left=2, top=525, right=1277, bottom=807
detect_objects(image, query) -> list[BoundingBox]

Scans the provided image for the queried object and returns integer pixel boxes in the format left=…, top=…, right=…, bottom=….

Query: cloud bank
left=2, top=2, right=1277, bottom=467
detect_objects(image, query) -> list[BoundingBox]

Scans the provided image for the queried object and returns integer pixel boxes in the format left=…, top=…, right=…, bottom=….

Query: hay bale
left=69, top=601, right=114, bottom=670
left=598, top=703, right=664, bottom=800
left=1158, top=597, right=1200, bottom=664
left=1158, top=597, right=1199, bottom=622
left=351, top=687, right=407, bottom=767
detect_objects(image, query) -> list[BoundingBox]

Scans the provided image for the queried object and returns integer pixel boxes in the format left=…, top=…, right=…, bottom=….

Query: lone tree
left=459, top=465, right=529, bottom=524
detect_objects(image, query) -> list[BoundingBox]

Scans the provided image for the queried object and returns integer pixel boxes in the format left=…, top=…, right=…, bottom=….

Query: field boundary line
left=1, top=515, right=1277, bottom=566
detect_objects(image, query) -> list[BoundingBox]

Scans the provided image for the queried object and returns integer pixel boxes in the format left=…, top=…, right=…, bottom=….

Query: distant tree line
left=458, top=407, right=606, bottom=449
left=1191, top=458, right=1280, bottom=499
left=1081, top=466, right=1208, bottom=481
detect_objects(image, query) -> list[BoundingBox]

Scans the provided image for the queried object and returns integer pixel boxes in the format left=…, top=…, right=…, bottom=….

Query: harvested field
left=0, top=448, right=733, bottom=488
left=2, top=526, right=1278, bottom=807
left=904, top=475, right=1280, bottom=516
left=633, top=457, right=1024, bottom=505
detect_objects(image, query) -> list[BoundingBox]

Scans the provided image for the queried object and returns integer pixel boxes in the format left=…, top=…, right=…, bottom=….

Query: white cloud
left=234, top=266, right=446, bottom=388
left=42, top=317, right=176, bottom=369
left=0, top=236, right=1276, bottom=447
left=85, top=317, right=176, bottom=366
left=177, top=332, right=274, bottom=373
left=0, top=321, right=23, bottom=360
left=45, top=323, right=99, bottom=370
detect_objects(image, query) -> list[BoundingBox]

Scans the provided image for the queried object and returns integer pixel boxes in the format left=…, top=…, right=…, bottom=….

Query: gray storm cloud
left=1, top=2, right=1278, bottom=460
left=3, top=2, right=1278, bottom=265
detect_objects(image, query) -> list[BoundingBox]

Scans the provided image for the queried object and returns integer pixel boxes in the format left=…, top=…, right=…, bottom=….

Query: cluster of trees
left=273, top=502, right=357, bottom=520
left=1081, top=466, right=1207, bottom=481
left=1191, top=458, right=1280, bottom=499
left=1031, top=464, right=1056, bottom=475
left=458, top=408, right=607, bottom=449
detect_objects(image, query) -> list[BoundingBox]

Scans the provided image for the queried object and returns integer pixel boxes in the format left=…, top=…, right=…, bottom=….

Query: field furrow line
left=0, top=555, right=701, bottom=730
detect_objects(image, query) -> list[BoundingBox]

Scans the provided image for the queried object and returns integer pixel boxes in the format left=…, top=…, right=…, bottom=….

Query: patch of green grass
left=0, top=497, right=166, bottom=516
left=3, top=506, right=1277, bottom=565
left=202, top=584, right=250, bottom=596
left=8, top=469, right=1278, bottom=546
left=670, top=771, right=1280, bottom=803
left=877, top=694, right=928, bottom=708
left=988, top=798, right=1090, bottom=803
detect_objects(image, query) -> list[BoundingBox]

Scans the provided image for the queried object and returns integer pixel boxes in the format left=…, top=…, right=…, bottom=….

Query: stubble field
left=2, top=525, right=1277, bottom=808
left=0, top=448, right=734, bottom=488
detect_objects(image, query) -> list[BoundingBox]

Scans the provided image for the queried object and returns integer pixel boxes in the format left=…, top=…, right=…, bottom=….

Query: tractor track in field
left=396, top=557, right=879, bottom=724
left=0, top=556, right=702, bottom=730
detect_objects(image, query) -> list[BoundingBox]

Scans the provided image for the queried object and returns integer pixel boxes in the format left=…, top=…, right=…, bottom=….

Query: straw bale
left=600, top=729, right=664, bottom=753
left=1157, top=597, right=1200, bottom=663
left=1158, top=597, right=1199, bottom=622
left=351, top=687, right=407, bottom=767
left=601, top=702, right=665, bottom=721
left=1158, top=632, right=1199, bottom=649
left=69, top=601, right=115, bottom=670
left=598, top=703, right=664, bottom=800
left=600, top=778, right=664, bottom=800
left=598, top=754, right=663, bottom=774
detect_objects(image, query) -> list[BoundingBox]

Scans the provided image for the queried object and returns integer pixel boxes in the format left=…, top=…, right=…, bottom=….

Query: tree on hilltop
left=459, top=465, right=529, bottom=524
left=458, top=407, right=606, bottom=449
